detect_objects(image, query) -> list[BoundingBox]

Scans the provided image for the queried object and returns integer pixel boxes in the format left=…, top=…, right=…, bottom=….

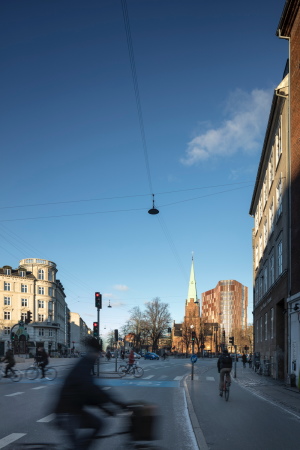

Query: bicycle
left=118, top=362, right=144, bottom=378
left=220, top=372, right=231, bottom=401
left=25, top=362, right=57, bottom=381
left=0, top=364, right=22, bottom=382
left=11, top=403, right=163, bottom=449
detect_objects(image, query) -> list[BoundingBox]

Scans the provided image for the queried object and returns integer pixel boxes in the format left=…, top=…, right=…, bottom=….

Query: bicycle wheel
left=25, top=366, right=39, bottom=380
left=118, top=365, right=127, bottom=377
left=134, top=367, right=144, bottom=378
left=45, top=367, right=57, bottom=381
left=11, top=369, right=22, bottom=382
left=224, top=382, right=230, bottom=401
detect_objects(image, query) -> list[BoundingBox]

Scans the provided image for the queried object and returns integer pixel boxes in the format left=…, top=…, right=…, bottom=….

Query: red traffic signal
left=95, top=292, right=102, bottom=309
left=93, top=322, right=99, bottom=337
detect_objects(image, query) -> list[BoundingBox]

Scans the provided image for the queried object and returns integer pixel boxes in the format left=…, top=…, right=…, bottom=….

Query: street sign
left=191, top=354, right=197, bottom=363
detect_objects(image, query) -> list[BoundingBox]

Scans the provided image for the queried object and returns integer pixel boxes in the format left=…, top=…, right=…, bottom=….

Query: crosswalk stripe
left=32, top=386, right=47, bottom=390
left=0, top=433, right=26, bottom=448
left=143, top=375, right=154, bottom=379
left=174, top=376, right=184, bottom=381
left=206, top=376, right=215, bottom=381
left=5, top=392, right=24, bottom=397
left=37, top=414, right=55, bottom=423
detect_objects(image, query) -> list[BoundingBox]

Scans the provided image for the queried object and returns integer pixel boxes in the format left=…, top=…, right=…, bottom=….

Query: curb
left=183, top=377, right=209, bottom=450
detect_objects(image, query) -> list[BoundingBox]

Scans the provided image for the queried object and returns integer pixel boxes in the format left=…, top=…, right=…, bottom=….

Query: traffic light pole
left=191, top=340, right=195, bottom=380
left=97, top=306, right=100, bottom=377
left=234, top=344, right=237, bottom=378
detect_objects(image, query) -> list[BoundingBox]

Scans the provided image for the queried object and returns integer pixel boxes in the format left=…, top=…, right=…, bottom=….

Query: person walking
left=217, top=349, right=232, bottom=396
left=248, top=353, right=253, bottom=368
left=242, top=352, right=247, bottom=368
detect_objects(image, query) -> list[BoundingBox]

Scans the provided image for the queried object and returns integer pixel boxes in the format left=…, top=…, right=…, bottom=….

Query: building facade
left=0, top=258, right=69, bottom=356
left=70, top=312, right=90, bottom=353
left=277, top=0, right=300, bottom=382
left=202, top=280, right=248, bottom=351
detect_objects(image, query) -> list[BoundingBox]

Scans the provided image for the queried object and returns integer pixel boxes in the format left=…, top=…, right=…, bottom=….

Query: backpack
left=220, top=354, right=232, bottom=369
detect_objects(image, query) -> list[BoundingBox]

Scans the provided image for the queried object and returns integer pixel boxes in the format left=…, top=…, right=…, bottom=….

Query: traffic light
left=25, top=311, right=32, bottom=324
left=95, top=292, right=102, bottom=309
left=114, top=329, right=118, bottom=342
left=93, top=322, right=99, bottom=337
left=191, top=331, right=196, bottom=341
left=229, top=336, right=235, bottom=345
left=11, top=332, right=15, bottom=341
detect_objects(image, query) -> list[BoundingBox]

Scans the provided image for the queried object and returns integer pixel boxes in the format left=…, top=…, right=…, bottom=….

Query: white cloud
left=180, top=88, right=272, bottom=166
left=113, top=284, right=129, bottom=291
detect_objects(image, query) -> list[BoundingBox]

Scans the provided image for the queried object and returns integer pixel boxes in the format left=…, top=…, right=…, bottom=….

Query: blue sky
left=0, top=0, right=288, bottom=338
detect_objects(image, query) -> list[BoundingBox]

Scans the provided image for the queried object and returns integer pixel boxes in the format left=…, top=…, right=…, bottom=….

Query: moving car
left=144, top=352, right=160, bottom=360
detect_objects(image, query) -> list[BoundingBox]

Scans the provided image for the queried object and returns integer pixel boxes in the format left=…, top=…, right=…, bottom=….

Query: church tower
left=184, top=256, right=201, bottom=320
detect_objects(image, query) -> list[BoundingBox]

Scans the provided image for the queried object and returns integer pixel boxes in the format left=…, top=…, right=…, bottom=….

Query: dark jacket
left=35, top=349, right=49, bottom=365
left=217, top=354, right=233, bottom=372
left=55, top=354, right=122, bottom=414
left=3, top=350, right=15, bottom=366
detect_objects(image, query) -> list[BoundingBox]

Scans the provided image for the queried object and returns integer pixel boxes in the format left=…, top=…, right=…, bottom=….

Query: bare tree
left=125, top=306, right=145, bottom=350
left=143, top=297, right=171, bottom=352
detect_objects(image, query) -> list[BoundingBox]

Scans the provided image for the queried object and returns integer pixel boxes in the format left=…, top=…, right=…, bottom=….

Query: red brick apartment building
left=202, top=280, right=248, bottom=346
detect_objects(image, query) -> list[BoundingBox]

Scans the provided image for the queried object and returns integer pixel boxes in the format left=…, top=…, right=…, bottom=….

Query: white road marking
left=174, top=376, right=184, bottom=381
left=206, top=376, right=215, bottom=381
left=101, top=387, right=111, bottom=390
left=32, top=386, right=47, bottom=390
left=5, top=392, right=24, bottom=397
left=193, top=375, right=199, bottom=380
left=159, top=375, right=168, bottom=379
left=0, top=433, right=26, bottom=448
left=143, top=375, right=154, bottom=379
left=37, top=414, right=56, bottom=423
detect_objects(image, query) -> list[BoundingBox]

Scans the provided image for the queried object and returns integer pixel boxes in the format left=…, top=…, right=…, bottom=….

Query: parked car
left=144, top=352, right=160, bottom=360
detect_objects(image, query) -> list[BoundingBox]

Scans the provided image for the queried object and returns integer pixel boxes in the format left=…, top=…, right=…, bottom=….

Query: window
left=19, top=271, right=25, bottom=277
left=260, top=317, right=263, bottom=342
left=21, top=312, right=27, bottom=321
left=275, top=117, right=282, bottom=166
left=38, top=269, right=44, bottom=280
left=277, top=241, right=283, bottom=276
left=4, top=282, right=11, bottom=291
left=259, top=273, right=263, bottom=301
left=269, top=152, right=274, bottom=188
left=38, top=314, right=44, bottom=322
left=21, top=298, right=28, bottom=307
left=276, top=176, right=282, bottom=218
left=264, top=220, right=268, bottom=248
left=269, top=199, right=274, bottom=234
left=255, top=245, right=258, bottom=269
left=255, top=210, right=258, bottom=232
left=38, top=328, right=44, bottom=336
left=4, top=327, right=11, bottom=335
left=270, top=308, right=274, bottom=339
left=259, top=235, right=263, bottom=260
left=264, top=265, right=268, bottom=294
left=263, top=176, right=268, bottom=207
left=256, top=320, right=259, bottom=344
left=4, top=311, right=11, bottom=320
left=48, top=287, right=53, bottom=297
left=21, top=284, right=28, bottom=293
left=48, top=329, right=53, bottom=337
left=38, top=286, right=44, bottom=295
left=4, top=296, right=11, bottom=305
left=270, top=253, right=275, bottom=285
left=259, top=196, right=262, bottom=223
left=4, top=268, right=11, bottom=275
left=264, top=313, right=268, bottom=340
left=255, top=279, right=259, bottom=305
left=48, top=270, right=53, bottom=281
left=38, top=300, right=44, bottom=309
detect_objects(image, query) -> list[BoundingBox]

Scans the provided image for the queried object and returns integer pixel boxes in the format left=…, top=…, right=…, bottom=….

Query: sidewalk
left=232, top=363, right=300, bottom=415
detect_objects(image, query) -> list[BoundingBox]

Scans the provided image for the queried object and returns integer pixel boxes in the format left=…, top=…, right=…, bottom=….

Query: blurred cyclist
left=2, top=348, right=15, bottom=377
left=54, top=337, right=125, bottom=449
left=217, top=348, right=232, bottom=396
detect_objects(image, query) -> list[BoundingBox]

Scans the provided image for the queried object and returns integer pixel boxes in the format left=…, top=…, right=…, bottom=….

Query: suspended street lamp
left=148, top=194, right=159, bottom=215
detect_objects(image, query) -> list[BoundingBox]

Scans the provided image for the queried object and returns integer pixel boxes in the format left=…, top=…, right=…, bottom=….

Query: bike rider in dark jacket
left=2, top=349, right=15, bottom=377
left=35, top=347, right=49, bottom=378
left=217, top=349, right=233, bottom=396
left=54, top=337, right=126, bottom=450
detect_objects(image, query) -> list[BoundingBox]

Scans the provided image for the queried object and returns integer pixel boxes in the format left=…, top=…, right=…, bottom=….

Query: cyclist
left=54, top=337, right=126, bottom=449
left=126, top=349, right=135, bottom=372
left=2, top=348, right=15, bottom=377
left=217, top=348, right=232, bottom=396
left=35, top=346, right=49, bottom=378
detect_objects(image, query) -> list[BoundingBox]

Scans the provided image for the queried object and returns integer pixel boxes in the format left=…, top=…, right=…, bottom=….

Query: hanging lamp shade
left=148, top=194, right=159, bottom=215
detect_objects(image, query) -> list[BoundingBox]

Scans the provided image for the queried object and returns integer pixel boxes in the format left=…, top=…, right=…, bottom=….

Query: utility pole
left=95, top=292, right=102, bottom=377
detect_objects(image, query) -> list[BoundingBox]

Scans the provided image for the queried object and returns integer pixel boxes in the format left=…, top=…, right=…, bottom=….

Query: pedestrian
left=121, top=350, right=125, bottom=360
left=2, top=348, right=15, bottom=377
left=248, top=353, right=253, bottom=368
left=242, top=352, right=247, bottom=368
left=106, top=350, right=111, bottom=361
